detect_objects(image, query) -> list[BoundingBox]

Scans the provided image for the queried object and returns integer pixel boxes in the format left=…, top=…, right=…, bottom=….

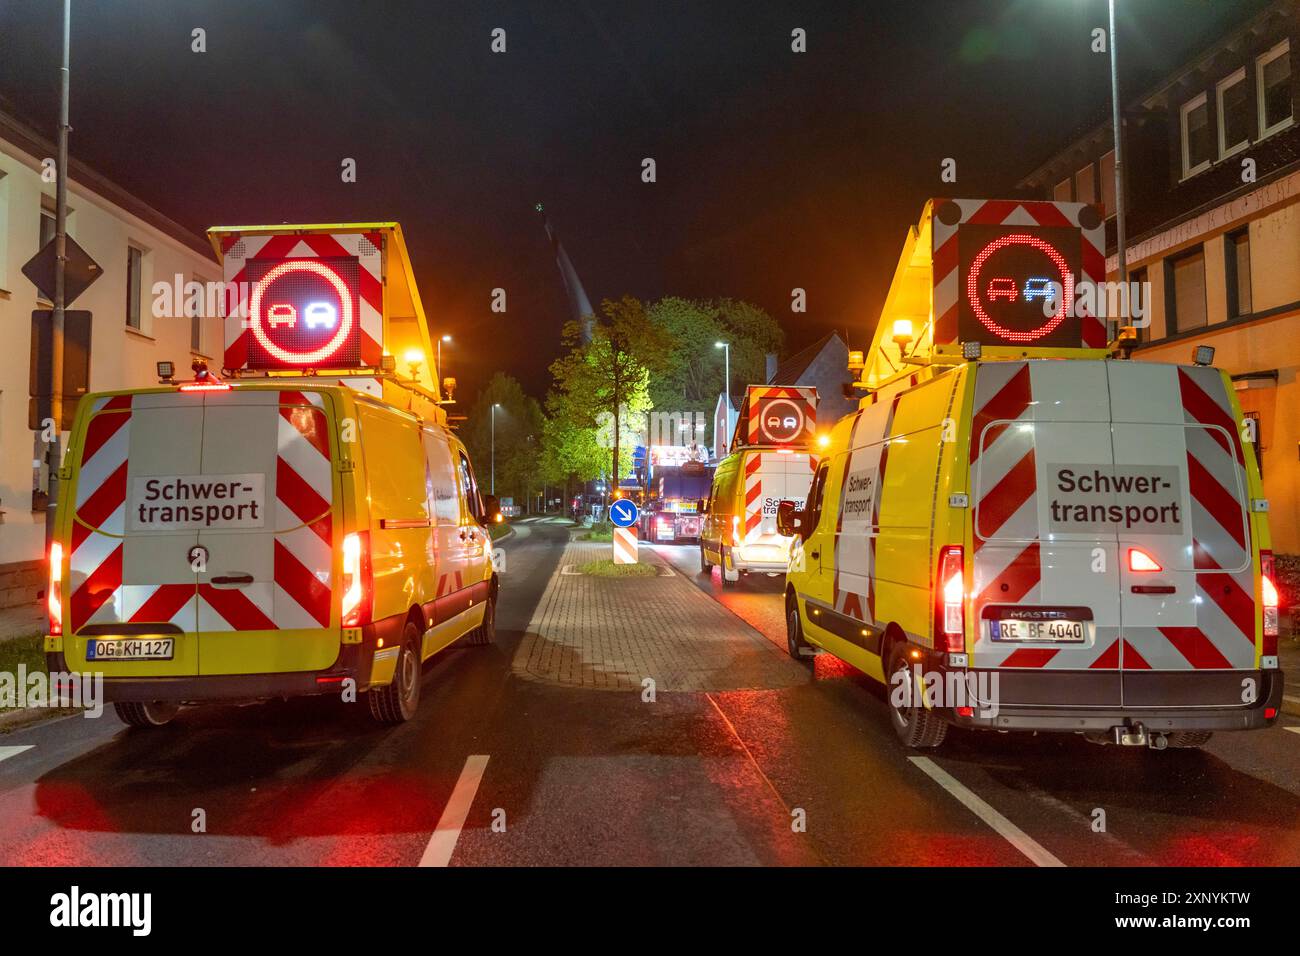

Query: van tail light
left=1128, top=548, right=1162, bottom=572
left=1261, top=549, right=1279, bottom=655
left=731, top=514, right=741, bottom=548
left=937, top=545, right=965, bottom=653
left=341, top=531, right=372, bottom=627
left=48, top=541, right=63, bottom=636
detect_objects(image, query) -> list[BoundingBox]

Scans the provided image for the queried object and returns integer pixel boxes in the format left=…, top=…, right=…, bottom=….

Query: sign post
left=609, top=498, right=640, bottom=564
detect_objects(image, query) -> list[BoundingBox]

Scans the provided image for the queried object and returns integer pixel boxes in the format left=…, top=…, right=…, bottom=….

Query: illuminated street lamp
left=715, top=341, right=731, bottom=448
left=491, top=403, right=500, bottom=495
left=436, top=334, right=452, bottom=391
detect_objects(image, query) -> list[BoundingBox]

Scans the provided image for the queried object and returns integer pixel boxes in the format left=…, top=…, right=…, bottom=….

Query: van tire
left=721, top=550, right=739, bottom=588
left=1166, top=731, right=1213, bottom=749
left=786, top=598, right=814, bottom=662
left=368, top=623, right=422, bottom=724
left=885, top=643, right=948, bottom=749
left=466, top=585, right=497, bottom=645
left=114, top=701, right=180, bottom=728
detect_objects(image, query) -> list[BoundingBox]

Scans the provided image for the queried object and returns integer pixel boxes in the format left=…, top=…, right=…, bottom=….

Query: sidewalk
left=0, top=602, right=42, bottom=643
left=514, top=539, right=807, bottom=693
left=1278, top=616, right=1300, bottom=716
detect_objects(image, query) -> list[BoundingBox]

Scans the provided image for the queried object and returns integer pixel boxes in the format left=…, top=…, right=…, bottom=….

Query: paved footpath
left=514, top=540, right=804, bottom=692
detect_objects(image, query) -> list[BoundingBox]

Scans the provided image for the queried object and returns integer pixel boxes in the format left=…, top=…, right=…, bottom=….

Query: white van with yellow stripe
left=46, top=376, right=499, bottom=727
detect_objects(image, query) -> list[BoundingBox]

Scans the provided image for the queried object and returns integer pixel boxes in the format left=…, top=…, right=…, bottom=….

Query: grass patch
left=577, top=520, right=615, bottom=542
left=0, top=635, right=48, bottom=712
left=577, top=558, right=659, bottom=578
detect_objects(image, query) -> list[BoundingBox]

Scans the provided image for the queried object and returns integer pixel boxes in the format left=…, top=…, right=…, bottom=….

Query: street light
left=714, top=341, right=731, bottom=449
left=490, top=403, right=500, bottom=495
left=1107, top=0, right=1130, bottom=290
left=436, top=334, right=452, bottom=394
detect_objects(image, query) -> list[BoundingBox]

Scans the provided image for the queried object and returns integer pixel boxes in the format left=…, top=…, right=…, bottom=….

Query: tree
left=546, top=296, right=670, bottom=495
left=462, top=373, right=544, bottom=505
left=644, top=297, right=725, bottom=415
left=712, top=298, right=784, bottom=391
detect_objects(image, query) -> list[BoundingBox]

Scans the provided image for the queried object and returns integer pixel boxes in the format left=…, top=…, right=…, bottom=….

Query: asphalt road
left=0, top=519, right=1298, bottom=866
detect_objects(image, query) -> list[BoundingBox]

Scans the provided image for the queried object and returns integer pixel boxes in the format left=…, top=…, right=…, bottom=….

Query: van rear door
left=195, top=389, right=337, bottom=675
left=1108, top=363, right=1257, bottom=706
left=67, top=393, right=203, bottom=675
left=742, top=450, right=816, bottom=550
left=969, top=361, right=1124, bottom=707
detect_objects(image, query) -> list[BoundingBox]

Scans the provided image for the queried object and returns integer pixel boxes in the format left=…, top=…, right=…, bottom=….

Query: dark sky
left=0, top=0, right=1268, bottom=399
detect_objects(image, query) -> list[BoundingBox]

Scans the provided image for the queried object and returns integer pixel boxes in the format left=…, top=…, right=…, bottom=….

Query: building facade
left=1019, top=1, right=1300, bottom=552
left=0, top=109, right=218, bottom=574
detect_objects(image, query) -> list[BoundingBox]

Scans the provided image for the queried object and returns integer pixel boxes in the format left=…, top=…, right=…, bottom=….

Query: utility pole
left=1109, top=0, right=1128, bottom=289
left=46, top=0, right=71, bottom=548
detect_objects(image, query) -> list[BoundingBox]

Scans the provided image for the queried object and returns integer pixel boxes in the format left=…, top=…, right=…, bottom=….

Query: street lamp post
left=490, top=403, right=499, bottom=495
left=1108, top=0, right=1129, bottom=290
left=45, top=0, right=71, bottom=549
left=436, top=334, right=451, bottom=396
left=714, top=341, right=731, bottom=450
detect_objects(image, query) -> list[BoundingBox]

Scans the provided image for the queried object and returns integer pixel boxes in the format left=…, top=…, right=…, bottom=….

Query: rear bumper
left=951, top=668, right=1283, bottom=733
left=45, top=622, right=388, bottom=704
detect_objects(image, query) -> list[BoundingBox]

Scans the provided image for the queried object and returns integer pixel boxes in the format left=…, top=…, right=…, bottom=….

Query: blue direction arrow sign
left=609, top=498, right=639, bottom=528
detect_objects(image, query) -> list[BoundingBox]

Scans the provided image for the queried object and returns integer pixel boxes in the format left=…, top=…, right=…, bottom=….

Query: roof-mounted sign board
left=214, top=229, right=384, bottom=371
left=932, top=198, right=1106, bottom=349
left=732, top=385, right=818, bottom=451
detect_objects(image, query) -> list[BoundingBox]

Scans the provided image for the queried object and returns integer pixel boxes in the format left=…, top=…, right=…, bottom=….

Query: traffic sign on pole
left=609, top=498, right=639, bottom=528
left=21, top=234, right=102, bottom=307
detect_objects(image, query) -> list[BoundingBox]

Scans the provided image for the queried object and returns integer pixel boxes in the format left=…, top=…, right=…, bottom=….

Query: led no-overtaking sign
left=958, top=224, right=1083, bottom=347
left=245, top=256, right=362, bottom=369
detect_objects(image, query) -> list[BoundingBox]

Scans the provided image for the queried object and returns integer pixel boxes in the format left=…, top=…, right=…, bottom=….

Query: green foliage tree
left=462, top=373, right=544, bottom=505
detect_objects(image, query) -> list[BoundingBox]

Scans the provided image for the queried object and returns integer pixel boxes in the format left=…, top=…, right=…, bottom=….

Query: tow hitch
left=1112, top=723, right=1169, bottom=749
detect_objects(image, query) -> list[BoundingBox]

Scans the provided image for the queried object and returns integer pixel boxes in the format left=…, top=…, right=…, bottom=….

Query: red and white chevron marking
left=221, top=232, right=383, bottom=370
left=740, top=385, right=817, bottom=449
left=613, top=526, right=638, bottom=564
left=931, top=198, right=1106, bottom=348
left=743, top=453, right=766, bottom=536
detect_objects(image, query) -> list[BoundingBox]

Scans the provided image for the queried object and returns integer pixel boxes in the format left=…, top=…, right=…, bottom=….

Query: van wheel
left=786, top=599, right=814, bottom=662
left=1166, top=731, right=1213, bottom=749
left=114, top=701, right=180, bottom=728
left=721, top=551, right=739, bottom=588
left=886, top=643, right=948, bottom=749
left=466, top=587, right=497, bottom=646
left=700, top=543, right=713, bottom=573
left=368, top=623, right=422, bottom=724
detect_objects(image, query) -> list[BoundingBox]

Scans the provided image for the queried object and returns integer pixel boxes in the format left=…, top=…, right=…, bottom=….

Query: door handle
left=210, top=573, right=254, bottom=587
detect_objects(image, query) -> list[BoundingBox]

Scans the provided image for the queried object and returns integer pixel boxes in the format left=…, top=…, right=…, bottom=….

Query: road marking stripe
left=908, top=756, right=1065, bottom=867
left=419, top=754, right=489, bottom=868
left=1285, top=727, right=1300, bottom=736
left=0, top=746, right=34, bottom=764
left=1283, top=695, right=1300, bottom=708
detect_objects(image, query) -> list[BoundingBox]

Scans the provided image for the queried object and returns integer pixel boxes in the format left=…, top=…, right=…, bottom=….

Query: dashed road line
left=0, top=745, right=34, bottom=764
left=908, top=756, right=1065, bottom=867
left=419, top=754, right=490, bottom=867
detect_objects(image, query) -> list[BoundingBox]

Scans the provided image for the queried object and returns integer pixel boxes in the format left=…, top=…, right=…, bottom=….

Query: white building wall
left=0, top=136, right=218, bottom=565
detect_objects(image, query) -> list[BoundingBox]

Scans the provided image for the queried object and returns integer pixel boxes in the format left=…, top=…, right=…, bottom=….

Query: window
left=1181, top=93, right=1212, bottom=177
left=1217, top=67, right=1251, bottom=158
left=39, top=209, right=55, bottom=249
left=126, top=246, right=143, bottom=329
left=1257, top=39, right=1293, bottom=138
left=805, top=461, right=830, bottom=531
left=1052, top=178, right=1071, bottom=202
left=1225, top=227, right=1252, bottom=319
left=1099, top=150, right=1116, bottom=218
left=1165, top=246, right=1207, bottom=333
left=458, top=452, right=483, bottom=522
left=1130, top=266, right=1150, bottom=341
left=1075, top=163, right=1096, bottom=205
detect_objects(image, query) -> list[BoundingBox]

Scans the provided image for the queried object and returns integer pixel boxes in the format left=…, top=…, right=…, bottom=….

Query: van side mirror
left=481, top=494, right=502, bottom=526
left=698, top=498, right=709, bottom=514
left=776, top=499, right=804, bottom=539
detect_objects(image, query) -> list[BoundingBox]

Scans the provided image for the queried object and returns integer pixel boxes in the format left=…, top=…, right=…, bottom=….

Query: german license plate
left=989, top=619, right=1085, bottom=643
left=86, top=638, right=175, bottom=661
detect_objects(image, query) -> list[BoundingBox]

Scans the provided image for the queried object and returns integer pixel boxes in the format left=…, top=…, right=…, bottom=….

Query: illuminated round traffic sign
left=759, top=397, right=805, bottom=444
left=609, top=499, right=640, bottom=528
left=965, top=233, right=1074, bottom=344
left=249, top=259, right=355, bottom=366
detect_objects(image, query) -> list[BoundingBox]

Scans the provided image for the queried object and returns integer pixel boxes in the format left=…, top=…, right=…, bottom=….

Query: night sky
left=0, top=0, right=1267, bottom=398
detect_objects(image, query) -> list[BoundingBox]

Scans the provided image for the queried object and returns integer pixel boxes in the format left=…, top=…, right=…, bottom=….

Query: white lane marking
left=419, top=754, right=490, bottom=867
left=908, top=756, right=1065, bottom=867
left=1285, top=727, right=1300, bottom=736
left=1283, top=695, right=1300, bottom=708
left=0, top=746, right=34, bottom=764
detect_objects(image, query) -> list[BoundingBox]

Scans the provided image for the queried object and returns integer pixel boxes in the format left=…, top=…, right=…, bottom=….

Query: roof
left=768, top=332, right=843, bottom=385
left=0, top=105, right=215, bottom=261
